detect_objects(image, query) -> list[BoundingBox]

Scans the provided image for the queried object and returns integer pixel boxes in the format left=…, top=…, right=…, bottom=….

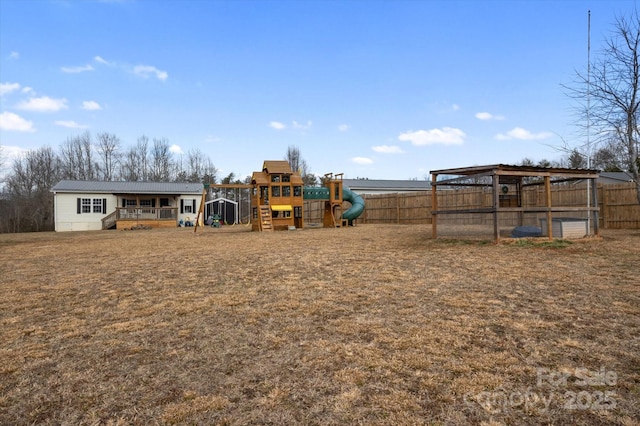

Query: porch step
left=259, top=205, right=273, bottom=231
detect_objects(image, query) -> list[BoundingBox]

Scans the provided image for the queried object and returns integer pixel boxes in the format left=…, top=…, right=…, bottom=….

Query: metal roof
left=430, top=163, right=599, bottom=176
left=598, top=172, right=634, bottom=183
left=343, top=179, right=431, bottom=191
left=51, top=180, right=203, bottom=194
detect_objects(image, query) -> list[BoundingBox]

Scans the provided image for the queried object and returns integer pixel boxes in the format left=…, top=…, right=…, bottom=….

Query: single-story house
left=50, top=180, right=204, bottom=231
left=342, top=179, right=431, bottom=195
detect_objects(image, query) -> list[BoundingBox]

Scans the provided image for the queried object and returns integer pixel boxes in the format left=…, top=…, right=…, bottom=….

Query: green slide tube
left=342, top=187, right=365, bottom=221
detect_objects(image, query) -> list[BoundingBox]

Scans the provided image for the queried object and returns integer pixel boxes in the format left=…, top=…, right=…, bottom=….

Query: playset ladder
left=259, top=205, right=273, bottom=231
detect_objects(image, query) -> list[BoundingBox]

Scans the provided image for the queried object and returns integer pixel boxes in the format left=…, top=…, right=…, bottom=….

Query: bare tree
left=95, top=133, right=121, bottom=181
left=120, top=135, right=151, bottom=181
left=567, top=9, right=640, bottom=203
left=136, top=135, right=150, bottom=181
left=285, top=145, right=317, bottom=186
left=184, top=148, right=217, bottom=183
left=59, top=131, right=96, bottom=180
left=149, top=137, right=173, bottom=181
left=120, top=146, right=140, bottom=181
left=3, top=147, right=60, bottom=232
left=0, top=142, right=4, bottom=176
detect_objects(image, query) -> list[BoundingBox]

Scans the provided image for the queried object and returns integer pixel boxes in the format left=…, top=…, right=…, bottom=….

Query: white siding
left=176, top=195, right=203, bottom=226
left=54, top=193, right=117, bottom=232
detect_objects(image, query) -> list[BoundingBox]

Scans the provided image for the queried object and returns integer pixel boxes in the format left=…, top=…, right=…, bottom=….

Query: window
left=282, top=185, right=291, bottom=197
left=283, top=211, right=291, bottom=218
left=282, top=174, right=291, bottom=182
left=294, top=206, right=302, bottom=218
left=93, top=199, right=103, bottom=213
left=294, top=186, right=302, bottom=197
left=181, top=199, right=196, bottom=214
left=271, top=175, right=280, bottom=182
left=252, top=207, right=258, bottom=219
left=272, top=186, right=280, bottom=197
left=81, top=198, right=91, bottom=213
left=125, top=199, right=137, bottom=207
left=78, top=198, right=106, bottom=214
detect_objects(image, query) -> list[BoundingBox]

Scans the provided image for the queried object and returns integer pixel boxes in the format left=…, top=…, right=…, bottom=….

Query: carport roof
left=431, top=164, right=599, bottom=177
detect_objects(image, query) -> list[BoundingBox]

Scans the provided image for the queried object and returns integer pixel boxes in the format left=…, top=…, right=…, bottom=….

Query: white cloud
left=10, top=51, right=19, bottom=59
left=0, top=112, right=35, bottom=132
left=476, top=111, right=505, bottom=121
left=82, top=100, right=102, bottom=110
left=169, top=144, right=183, bottom=154
left=61, top=64, right=94, bottom=73
left=133, top=65, right=168, bottom=81
left=398, top=127, right=466, bottom=146
left=452, top=104, right=460, bottom=111
left=0, top=82, right=21, bottom=96
left=1, top=145, right=29, bottom=160
left=352, top=156, right=373, bottom=165
left=372, top=145, right=404, bottom=154
left=495, top=127, right=553, bottom=141
left=204, top=135, right=221, bottom=143
left=94, top=56, right=111, bottom=65
left=22, top=86, right=34, bottom=94
left=54, top=120, right=87, bottom=129
left=16, top=96, right=68, bottom=112
left=292, top=120, right=312, bottom=130
left=269, top=121, right=286, bottom=130
left=338, top=124, right=350, bottom=132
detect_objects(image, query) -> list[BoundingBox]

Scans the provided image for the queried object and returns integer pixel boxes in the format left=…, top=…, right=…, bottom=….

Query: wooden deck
left=103, top=207, right=179, bottom=230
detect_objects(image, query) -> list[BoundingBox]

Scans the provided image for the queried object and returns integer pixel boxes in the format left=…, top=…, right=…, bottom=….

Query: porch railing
left=117, top=207, right=178, bottom=221
left=101, top=210, right=118, bottom=229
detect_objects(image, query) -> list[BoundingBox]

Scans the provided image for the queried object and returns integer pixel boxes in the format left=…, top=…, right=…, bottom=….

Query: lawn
left=0, top=225, right=638, bottom=425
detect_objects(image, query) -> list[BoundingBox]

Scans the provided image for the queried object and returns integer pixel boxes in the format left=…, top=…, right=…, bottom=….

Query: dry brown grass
left=1, top=225, right=639, bottom=425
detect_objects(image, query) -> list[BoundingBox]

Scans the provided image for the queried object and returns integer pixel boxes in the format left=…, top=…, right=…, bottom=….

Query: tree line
left=0, top=132, right=222, bottom=232
left=0, top=135, right=319, bottom=233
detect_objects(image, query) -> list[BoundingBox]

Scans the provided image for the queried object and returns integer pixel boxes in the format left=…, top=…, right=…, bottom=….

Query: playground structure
left=304, top=173, right=365, bottom=228
left=192, top=160, right=365, bottom=232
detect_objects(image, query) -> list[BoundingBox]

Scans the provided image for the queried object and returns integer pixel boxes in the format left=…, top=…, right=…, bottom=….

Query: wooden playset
left=194, top=160, right=365, bottom=232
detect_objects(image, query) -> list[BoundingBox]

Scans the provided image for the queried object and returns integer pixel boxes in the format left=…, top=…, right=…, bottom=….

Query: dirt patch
left=0, top=225, right=638, bottom=425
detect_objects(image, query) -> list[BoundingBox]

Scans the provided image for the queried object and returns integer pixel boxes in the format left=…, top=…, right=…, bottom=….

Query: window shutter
left=122, top=199, right=126, bottom=208
left=192, top=199, right=196, bottom=213
left=180, top=199, right=184, bottom=214
left=77, top=198, right=81, bottom=214
left=151, top=199, right=156, bottom=208
left=103, top=198, right=107, bottom=213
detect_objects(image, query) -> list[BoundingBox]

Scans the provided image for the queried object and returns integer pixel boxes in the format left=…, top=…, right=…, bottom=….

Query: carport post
left=492, top=173, right=500, bottom=243
left=431, top=173, right=438, bottom=239
left=544, top=176, right=553, bottom=240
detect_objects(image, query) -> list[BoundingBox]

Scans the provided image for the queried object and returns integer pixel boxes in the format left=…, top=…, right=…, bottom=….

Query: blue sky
left=0, top=0, right=636, bottom=180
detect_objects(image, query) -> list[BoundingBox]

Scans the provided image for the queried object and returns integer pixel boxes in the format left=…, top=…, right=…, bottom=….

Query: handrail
left=116, top=207, right=178, bottom=220
left=101, top=210, right=118, bottom=229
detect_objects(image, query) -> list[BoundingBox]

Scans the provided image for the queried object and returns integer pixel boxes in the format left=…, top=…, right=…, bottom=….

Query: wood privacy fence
left=304, top=182, right=639, bottom=229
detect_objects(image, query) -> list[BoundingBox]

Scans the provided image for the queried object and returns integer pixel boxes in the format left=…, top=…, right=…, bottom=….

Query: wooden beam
left=545, top=175, right=552, bottom=240
left=431, top=173, right=438, bottom=239
left=492, top=174, right=500, bottom=243
left=592, top=179, right=600, bottom=236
